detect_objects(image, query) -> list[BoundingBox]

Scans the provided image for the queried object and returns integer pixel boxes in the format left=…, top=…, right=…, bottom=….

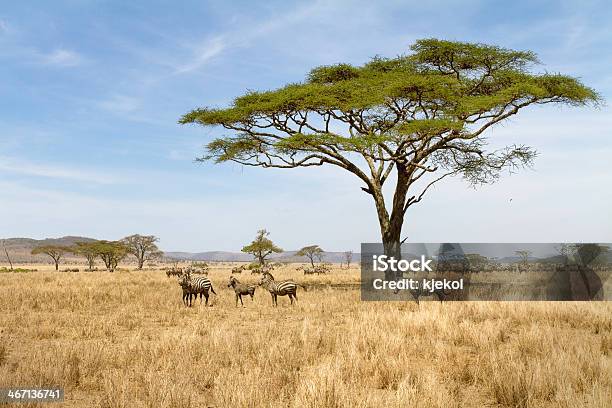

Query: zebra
left=178, top=272, right=217, bottom=307
left=227, top=276, right=256, bottom=307
left=258, top=271, right=306, bottom=306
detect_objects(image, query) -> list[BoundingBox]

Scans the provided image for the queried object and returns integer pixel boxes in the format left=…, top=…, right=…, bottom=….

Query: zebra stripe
left=179, top=274, right=216, bottom=307
left=259, top=272, right=306, bottom=306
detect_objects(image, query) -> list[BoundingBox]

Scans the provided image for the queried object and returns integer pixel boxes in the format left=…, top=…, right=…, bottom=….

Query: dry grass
left=0, top=263, right=610, bottom=407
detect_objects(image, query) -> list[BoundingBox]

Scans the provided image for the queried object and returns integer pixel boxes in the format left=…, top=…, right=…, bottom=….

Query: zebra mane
left=263, top=271, right=275, bottom=280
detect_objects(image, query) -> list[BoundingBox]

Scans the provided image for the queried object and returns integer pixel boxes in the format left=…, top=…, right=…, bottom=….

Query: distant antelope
left=178, top=272, right=217, bottom=306
left=227, top=276, right=256, bottom=307
left=259, top=271, right=306, bottom=306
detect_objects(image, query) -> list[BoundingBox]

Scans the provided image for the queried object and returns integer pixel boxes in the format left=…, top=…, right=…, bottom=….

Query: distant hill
left=0, top=236, right=359, bottom=264
left=163, top=250, right=359, bottom=263
left=0, top=236, right=97, bottom=263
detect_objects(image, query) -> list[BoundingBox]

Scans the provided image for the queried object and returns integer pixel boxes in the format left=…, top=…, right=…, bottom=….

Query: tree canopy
left=71, top=242, right=99, bottom=271
left=181, top=39, right=599, bottom=259
left=121, top=234, right=162, bottom=269
left=297, top=245, right=324, bottom=267
left=31, top=245, right=71, bottom=271
left=92, top=241, right=129, bottom=272
left=241, top=229, right=283, bottom=265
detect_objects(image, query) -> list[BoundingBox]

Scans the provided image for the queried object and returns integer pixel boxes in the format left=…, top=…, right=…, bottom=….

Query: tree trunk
left=3, top=245, right=13, bottom=271
left=55, top=261, right=59, bottom=271
left=382, top=223, right=402, bottom=281
left=371, top=167, right=410, bottom=280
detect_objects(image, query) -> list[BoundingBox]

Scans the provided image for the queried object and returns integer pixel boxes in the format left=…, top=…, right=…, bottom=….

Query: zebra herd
left=176, top=270, right=307, bottom=307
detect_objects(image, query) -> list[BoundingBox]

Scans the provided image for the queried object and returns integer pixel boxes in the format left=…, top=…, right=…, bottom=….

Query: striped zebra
left=258, top=271, right=306, bottom=306
left=178, top=272, right=217, bottom=307
left=227, top=276, right=256, bottom=307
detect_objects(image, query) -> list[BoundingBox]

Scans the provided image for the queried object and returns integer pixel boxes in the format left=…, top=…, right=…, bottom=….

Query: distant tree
left=72, top=242, right=99, bottom=271
left=1, top=240, right=13, bottom=271
left=344, top=251, right=353, bottom=269
left=555, top=243, right=576, bottom=265
left=181, top=38, right=599, bottom=278
left=515, top=250, right=532, bottom=271
left=241, top=229, right=283, bottom=266
left=93, top=241, right=129, bottom=272
left=465, top=253, right=489, bottom=270
left=31, top=245, right=71, bottom=271
left=121, top=234, right=163, bottom=269
left=297, top=245, right=324, bottom=268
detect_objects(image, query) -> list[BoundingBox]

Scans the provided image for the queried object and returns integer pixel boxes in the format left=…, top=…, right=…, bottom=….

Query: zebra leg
left=239, top=294, right=244, bottom=307
left=204, top=292, right=209, bottom=306
left=235, top=293, right=239, bottom=307
left=294, top=292, right=298, bottom=302
left=289, top=294, right=294, bottom=305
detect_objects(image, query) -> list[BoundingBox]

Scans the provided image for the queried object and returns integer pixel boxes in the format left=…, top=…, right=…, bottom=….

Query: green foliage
left=121, top=234, right=162, bottom=269
left=296, top=245, right=324, bottom=267
left=0, top=267, right=37, bottom=273
left=241, top=229, right=283, bottom=265
left=91, top=241, right=129, bottom=272
left=180, top=38, right=598, bottom=180
left=181, top=38, right=600, bottom=247
left=31, top=245, right=71, bottom=270
left=71, top=242, right=99, bottom=270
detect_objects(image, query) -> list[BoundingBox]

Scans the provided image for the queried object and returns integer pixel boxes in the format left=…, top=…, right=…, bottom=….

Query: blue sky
left=1, top=0, right=611, bottom=252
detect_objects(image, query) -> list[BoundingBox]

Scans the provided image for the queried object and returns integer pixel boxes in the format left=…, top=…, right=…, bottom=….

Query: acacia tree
left=1, top=240, right=13, bottom=271
left=344, top=251, right=353, bottom=269
left=297, top=245, right=324, bottom=267
left=515, top=250, right=532, bottom=271
left=181, top=39, right=598, bottom=268
left=93, top=241, right=129, bottom=272
left=72, top=242, right=99, bottom=271
left=121, top=234, right=162, bottom=269
left=31, top=245, right=70, bottom=271
left=242, top=229, right=283, bottom=265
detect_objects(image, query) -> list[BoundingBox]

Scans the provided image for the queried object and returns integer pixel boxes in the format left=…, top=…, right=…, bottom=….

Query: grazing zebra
left=178, top=272, right=217, bottom=307
left=259, top=272, right=306, bottom=306
left=231, top=265, right=246, bottom=274
left=166, top=267, right=183, bottom=277
left=227, top=276, right=256, bottom=307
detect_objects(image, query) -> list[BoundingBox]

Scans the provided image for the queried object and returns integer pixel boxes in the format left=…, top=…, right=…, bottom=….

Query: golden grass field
left=0, top=263, right=611, bottom=407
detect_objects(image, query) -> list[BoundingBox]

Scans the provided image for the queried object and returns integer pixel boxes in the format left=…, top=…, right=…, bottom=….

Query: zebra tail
left=298, top=284, right=307, bottom=292
left=210, top=285, right=217, bottom=295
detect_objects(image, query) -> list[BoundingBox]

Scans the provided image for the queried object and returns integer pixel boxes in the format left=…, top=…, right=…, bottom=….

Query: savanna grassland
left=0, top=264, right=610, bottom=408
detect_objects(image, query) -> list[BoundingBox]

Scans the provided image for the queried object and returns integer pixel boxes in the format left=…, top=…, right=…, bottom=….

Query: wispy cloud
left=97, top=94, right=141, bottom=114
left=168, top=1, right=326, bottom=76
left=41, top=48, right=82, bottom=67
left=0, top=156, right=118, bottom=184
left=0, top=19, right=8, bottom=33
left=173, top=36, right=226, bottom=74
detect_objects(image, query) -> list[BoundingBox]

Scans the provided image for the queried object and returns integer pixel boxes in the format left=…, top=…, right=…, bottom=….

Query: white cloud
left=0, top=156, right=118, bottom=184
left=168, top=0, right=327, bottom=76
left=41, top=48, right=82, bottom=67
left=173, top=36, right=226, bottom=74
left=97, top=94, right=141, bottom=114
